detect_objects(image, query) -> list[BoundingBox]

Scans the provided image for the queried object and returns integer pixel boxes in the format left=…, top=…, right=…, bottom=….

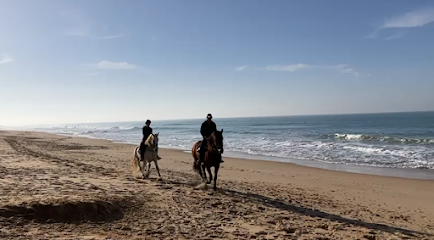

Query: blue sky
left=1, top=0, right=434, bottom=126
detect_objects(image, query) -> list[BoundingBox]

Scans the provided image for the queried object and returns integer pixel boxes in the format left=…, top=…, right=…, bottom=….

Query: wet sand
left=0, top=130, right=433, bottom=239
left=210, top=151, right=434, bottom=180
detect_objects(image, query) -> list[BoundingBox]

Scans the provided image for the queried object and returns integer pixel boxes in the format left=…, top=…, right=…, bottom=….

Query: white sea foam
left=334, top=133, right=434, bottom=145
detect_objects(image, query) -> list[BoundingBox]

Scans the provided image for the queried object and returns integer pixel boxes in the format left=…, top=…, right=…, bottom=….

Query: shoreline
left=210, top=150, right=434, bottom=181
left=24, top=129, right=434, bottom=181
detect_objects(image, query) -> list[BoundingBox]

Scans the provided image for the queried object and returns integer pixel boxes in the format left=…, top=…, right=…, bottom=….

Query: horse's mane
left=145, top=134, right=155, bottom=146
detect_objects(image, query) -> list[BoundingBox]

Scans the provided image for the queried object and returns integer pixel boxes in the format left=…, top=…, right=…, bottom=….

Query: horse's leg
left=199, top=164, right=205, bottom=179
left=197, top=152, right=204, bottom=179
left=201, top=164, right=207, bottom=182
left=147, top=160, right=151, bottom=172
left=206, top=167, right=212, bottom=184
left=143, top=159, right=151, bottom=178
left=154, top=159, right=162, bottom=180
left=213, top=164, right=220, bottom=191
left=140, top=160, right=146, bottom=178
left=138, top=149, right=147, bottom=178
left=198, top=164, right=203, bottom=178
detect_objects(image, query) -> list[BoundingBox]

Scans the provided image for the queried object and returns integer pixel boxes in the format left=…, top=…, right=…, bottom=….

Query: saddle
left=197, top=143, right=219, bottom=154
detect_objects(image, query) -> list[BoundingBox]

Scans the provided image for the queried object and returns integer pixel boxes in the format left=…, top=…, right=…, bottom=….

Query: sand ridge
left=0, top=131, right=433, bottom=239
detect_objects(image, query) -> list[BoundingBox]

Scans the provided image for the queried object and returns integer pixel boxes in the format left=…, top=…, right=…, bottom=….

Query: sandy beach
left=0, top=130, right=433, bottom=240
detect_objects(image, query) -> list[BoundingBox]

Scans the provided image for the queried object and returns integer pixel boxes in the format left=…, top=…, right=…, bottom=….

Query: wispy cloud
left=94, top=33, right=123, bottom=40
left=235, top=65, right=247, bottom=71
left=366, top=8, right=434, bottom=39
left=383, top=8, right=434, bottom=28
left=96, top=60, right=136, bottom=70
left=0, top=54, right=13, bottom=64
left=384, top=30, right=408, bottom=40
left=333, top=65, right=359, bottom=77
left=264, top=63, right=359, bottom=76
left=264, top=64, right=310, bottom=72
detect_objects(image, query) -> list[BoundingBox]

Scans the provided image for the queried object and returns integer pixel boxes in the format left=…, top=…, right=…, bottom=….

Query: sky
left=1, top=0, right=434, bottom=126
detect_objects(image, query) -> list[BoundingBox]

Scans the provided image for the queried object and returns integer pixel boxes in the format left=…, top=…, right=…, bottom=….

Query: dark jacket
left=142, top=125, right=153, bottom=141
left=200, top=120, right=217, bottom=138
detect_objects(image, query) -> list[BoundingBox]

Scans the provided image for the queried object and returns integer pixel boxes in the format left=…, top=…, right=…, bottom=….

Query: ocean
left=28, top=112, right=434, bottom=171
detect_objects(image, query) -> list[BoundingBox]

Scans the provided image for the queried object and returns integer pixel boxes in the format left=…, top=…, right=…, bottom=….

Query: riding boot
left=141, top=145, right=147, bottom=161
left=139, top=142, right=145, bottom=161
left=199, top=139, right=207, bottom=164
left=219, top=152, right=224, bottom=163
left=200, top=150, right=205, bottom=165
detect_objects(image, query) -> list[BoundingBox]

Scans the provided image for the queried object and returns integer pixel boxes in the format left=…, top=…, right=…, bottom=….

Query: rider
left=139, top=119, right=161, bottom=161
left=199, top=113, right=224, bottom=164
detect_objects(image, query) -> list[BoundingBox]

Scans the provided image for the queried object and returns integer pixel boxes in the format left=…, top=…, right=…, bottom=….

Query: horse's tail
left=192, top=141, right=201, bottom=173
left=131, top=146, right=143, bottom=179
left=193, top=160, right=201, bottom=174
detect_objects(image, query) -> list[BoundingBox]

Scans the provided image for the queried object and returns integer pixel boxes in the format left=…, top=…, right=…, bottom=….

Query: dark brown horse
left=192, top=130, right=224, bottom=190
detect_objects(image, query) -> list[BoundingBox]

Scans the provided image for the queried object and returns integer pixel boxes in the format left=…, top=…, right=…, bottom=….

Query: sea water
left=29, top=112, right=434, bottom=171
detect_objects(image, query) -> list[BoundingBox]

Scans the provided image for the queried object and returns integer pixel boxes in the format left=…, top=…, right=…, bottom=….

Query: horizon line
left=2, top=110, right=433, bottom=127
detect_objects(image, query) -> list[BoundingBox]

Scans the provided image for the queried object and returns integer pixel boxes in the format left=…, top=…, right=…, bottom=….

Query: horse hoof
left=213, top=187, right=217, bottom=191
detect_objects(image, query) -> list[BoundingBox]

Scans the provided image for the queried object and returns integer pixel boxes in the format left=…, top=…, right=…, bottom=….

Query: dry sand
left=0, top=130, right=433, bottom=240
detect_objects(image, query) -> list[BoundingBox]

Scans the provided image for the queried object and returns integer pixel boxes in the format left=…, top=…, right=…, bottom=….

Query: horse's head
left=211, top=129, right=224, bottom=151
left=153, top=132, right=159, bottom=146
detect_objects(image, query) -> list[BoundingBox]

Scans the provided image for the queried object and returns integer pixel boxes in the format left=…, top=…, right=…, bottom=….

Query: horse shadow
left=160, top=178, right=431, bottom=238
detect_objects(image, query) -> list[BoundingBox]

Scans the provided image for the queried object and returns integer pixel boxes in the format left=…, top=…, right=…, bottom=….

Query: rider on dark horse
left=199, top=113, right=224, bottom=164
left=139, top=119, right=161, bottom=161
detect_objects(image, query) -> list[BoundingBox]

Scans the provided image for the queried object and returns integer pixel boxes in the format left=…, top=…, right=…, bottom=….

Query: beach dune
left=0, top=130, right=433, bottom=239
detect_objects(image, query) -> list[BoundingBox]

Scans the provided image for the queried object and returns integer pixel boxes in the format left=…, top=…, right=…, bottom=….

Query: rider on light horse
left=139, top=119, right=161, bottom=161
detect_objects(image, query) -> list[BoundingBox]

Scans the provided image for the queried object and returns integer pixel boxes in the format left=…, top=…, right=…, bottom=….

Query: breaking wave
left=334, top=133, right=434, bottom=145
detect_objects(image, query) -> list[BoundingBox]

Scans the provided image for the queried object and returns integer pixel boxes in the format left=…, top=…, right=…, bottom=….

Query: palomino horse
left=131, top=133, right=162, bottom=179
left=192, top=130, right=224, bottom=190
